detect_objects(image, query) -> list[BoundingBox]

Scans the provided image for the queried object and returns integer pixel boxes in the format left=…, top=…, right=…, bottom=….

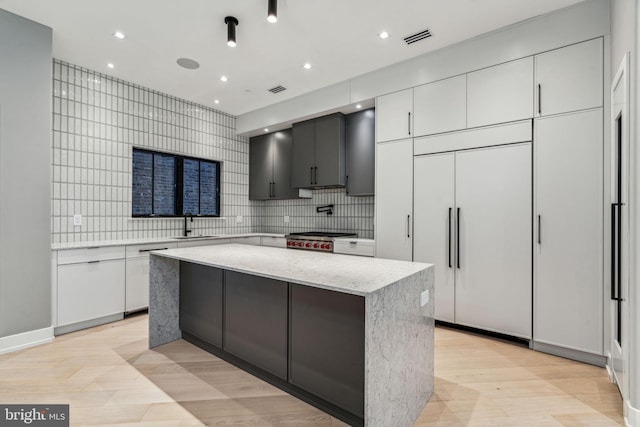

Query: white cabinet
left=124, top=242, right=177, bottom=313
left=56, top=246, right=125, bottom=330
left=535, top=38, right=603, bottom=116
left=413, top=75, right=466, bottom=136
left=414, top=142, right=532, bottom=338
left=534, top=109, right=603, bottom=354
left=375, top=89, right=413, bottom=142
left=467, top=57, right=534, bottom=128
left=229, top=236, right=262, bottom=246
left=333, top=239, right=375, bottom=257
left=261, top=236, right=287, bottom=248
left=375, top=139, right=413, bottom=261
left=176, top=238, right=230, bottom=248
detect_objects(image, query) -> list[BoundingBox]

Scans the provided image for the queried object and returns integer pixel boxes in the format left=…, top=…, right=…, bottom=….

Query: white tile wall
left=51, top=59, right=256, bottom=243
left=51, top=59, right=374, bottom=243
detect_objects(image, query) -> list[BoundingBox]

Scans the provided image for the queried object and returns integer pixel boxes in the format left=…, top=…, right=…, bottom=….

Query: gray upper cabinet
left=345, top=108, right=375, bottom=196
left=291, top=113, right=346, bottom=188
left=249, top=129, right=301, bottom=200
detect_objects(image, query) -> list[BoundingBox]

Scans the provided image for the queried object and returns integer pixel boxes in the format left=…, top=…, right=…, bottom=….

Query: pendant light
left=267, top=0, right=277, bottom=23
left=225, top=16, right=239, bottom=47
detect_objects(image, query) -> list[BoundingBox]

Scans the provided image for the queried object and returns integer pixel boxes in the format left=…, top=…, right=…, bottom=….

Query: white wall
left=0, top=9, right=52, bottom=338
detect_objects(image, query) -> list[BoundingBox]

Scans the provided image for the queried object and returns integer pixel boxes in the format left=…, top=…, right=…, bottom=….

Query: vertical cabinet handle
left=456, top=208, right=461, bottom=269
left=447, top=207, right=452, bottom=268
left=271, top=182, right=275, bottom=198
left=538, top=84, right=542, bottom=115
left=611, top=203, right=617, bottom=301
left=611, top=203, right=624, bottom=302
left=407, top=214, right=411, bottom=238
left=310, top=167, right=313, bottom=185
left=537, top=215, right=541, bottom=244
left=408, top=112, right=411, bottom=135
left=314, top=166, right=318, bottom=185
left=346, top=175, right=349, bottom=194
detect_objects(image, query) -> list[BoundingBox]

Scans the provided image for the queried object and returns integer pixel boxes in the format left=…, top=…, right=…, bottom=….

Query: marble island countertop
left=152, top=243, right=430, bottom=296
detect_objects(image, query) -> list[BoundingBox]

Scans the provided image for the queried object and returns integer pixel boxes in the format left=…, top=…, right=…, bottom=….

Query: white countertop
left=51, top=233, right=284, bottom=250
left=152, top=244, right=430, bottom=296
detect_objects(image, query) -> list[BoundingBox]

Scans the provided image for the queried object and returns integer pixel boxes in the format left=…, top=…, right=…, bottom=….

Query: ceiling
left=0, top=0, right=585, bottom=117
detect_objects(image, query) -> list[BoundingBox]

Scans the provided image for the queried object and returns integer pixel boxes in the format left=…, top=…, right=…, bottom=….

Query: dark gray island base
left=149, top=244, right=434, bottom=427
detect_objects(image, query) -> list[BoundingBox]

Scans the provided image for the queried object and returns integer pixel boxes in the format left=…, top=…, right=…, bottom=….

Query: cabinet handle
left=346, top=175, right=349, bottom=194
left=407, top=214, right=411, bottom=238
left=87, top=260, right=100, bottom=264
left=456, top=208, right=461, bottom=269
left=310, top=167, right=313, bottom=185
left=408, top=112, right=411, bottom=135
left=270, top=182, right=275, bottom=198
left=611, top=203, right=624, bottom=301
left=139, top=248, right=168, bottom=253
left=537, top=215, right=541, bottom=245
left=448, top=207, right=452, bottom=268
left=314, top=166, right=318, bottom=185
left=538, top=84, right=542, bottom=115
left=87, top=246, right=100, bottom=249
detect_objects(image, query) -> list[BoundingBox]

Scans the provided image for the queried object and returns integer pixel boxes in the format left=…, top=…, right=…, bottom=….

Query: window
left=132, top=148, right=220, bottom=217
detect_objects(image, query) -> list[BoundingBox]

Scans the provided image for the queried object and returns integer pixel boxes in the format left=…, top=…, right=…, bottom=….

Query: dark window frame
left=132, top=147, right=221, bottom=218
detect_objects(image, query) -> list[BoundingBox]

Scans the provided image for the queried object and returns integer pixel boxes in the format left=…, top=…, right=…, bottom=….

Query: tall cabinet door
left=534, top=109, right=603, bottom=354
left=249, top=133, right=273, bottom=200
left=455, top=143, right=532, bottom=338
left=291, top=120, right=316, bottom=187
left=271, top=129, right=295, bottom=199
left=414, top=153, right=455, bottom=322
left=314, top=114, right=345, bottom=187
left=375, top=139, right=413, bottom=261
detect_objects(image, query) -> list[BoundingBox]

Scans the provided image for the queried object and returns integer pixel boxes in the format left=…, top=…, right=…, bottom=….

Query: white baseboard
left=0, top=326, right=54, bottom=355
left=626, top=399, right=640, bottom=427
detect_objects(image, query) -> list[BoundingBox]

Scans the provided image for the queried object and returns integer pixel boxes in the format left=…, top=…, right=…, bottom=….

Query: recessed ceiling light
left=107, top=63, right=115, bottom=69
left=176, top=58, right=200, bottom=70
left=379, top=31, right=389, bottom=39
left=264, top=128, right=269, bottom=132
left=214, top=99, right=220, bottom=104
left=356, top=104, right=362, bottom=109
left=220, top=76, right=228, bottom=82
left=113, top=31, right=126, bottom=40
left=303, top=63, right=312, bottom=70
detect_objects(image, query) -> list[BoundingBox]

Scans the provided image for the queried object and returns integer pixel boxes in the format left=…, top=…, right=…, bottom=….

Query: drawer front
left=126, top=242, right=178, bottom=258
left=57, top=259, right=125, bottom=326
left=57, top=246, right=125, bottom=265
left=261, top=236, right=286, bottom=248
left=333, top=241, right=375, bottom=257
left=229, top=236, right=262, bottom=246
left=176, top=238, right=229, bottom=248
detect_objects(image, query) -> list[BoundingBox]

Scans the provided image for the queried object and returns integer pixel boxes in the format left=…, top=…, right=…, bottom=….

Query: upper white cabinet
left=535, top=38, right=603, bottom=116
left=534, top=109, right=603, bottom=355
left=467, top=57, right=534, bottom=128
left=375, top=139, right=413, bottom=261
left=375, top=89, right=413, bottom=142
left=413, top=75, right=466, bottom=137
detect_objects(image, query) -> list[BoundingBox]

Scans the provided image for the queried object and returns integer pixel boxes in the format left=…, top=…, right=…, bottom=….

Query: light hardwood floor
left=0, top=314, right=623, bottom=426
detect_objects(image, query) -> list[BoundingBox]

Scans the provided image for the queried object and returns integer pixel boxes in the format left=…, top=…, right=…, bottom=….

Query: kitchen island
left=149, top=244, right=434, bottom=427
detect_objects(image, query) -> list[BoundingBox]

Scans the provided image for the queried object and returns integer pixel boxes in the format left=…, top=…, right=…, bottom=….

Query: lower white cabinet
left=333, top=239, right=375, bottom=257
left=57, top=258, right=125, bottom=327
left=229, top=236, right=262, bottom=246
left=261, top=236, right=287, bottom=248
left=125, top=242, right=178, bottom=312
left=534, top=109, right=603, bottom=354
left=375, top=139, right=413, bottom=261
left=414, top=142, right=532, bottom=338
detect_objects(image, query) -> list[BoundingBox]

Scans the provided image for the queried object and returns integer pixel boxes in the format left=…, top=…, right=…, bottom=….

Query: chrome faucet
left=183, top=213, right=194, bottom=237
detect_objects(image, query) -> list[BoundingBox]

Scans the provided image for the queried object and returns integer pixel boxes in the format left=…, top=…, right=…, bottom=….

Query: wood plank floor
left=0, top=314, right=623, bottom=426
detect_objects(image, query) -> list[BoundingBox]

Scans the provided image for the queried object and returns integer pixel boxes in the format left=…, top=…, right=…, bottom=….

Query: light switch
left=420, top=289, right=430, bottom=307
left=73, top=214, right=82, bottom=226
left=284, top=215, right=290, bottom=223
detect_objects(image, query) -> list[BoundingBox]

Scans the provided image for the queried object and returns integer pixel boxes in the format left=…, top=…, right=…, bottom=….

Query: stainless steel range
left=285, top=232, right=357, bottom=252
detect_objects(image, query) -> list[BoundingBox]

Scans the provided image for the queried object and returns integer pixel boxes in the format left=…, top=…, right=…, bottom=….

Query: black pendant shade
left=225, top=16, right=239, bottom=47
left=267, top=0, right=278, bottom=23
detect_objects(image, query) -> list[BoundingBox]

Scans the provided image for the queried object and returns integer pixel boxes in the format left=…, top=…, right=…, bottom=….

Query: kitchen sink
left=172, top=235, right=218, bottom=240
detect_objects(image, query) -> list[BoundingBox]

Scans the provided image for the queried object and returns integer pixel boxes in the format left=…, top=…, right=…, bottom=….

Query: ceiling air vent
left=268, top=85, right=286, bottom=94
left=403, top=29, right=432, bottom=45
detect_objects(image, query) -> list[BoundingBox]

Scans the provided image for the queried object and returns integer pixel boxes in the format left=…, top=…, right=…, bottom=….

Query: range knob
left=298, top=242, right=304, bottom=247
left=313, top=243, right=319, bottom=248
left=320, top=244, right=327, bottom=249
left=305, top=242, right=311, bottom=248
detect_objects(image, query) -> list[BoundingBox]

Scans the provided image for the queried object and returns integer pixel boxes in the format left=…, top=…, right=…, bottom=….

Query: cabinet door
left=180, top=262, right=223, bottom=348
left=455, top=143, right=532, bottom=338
left=375, top=89, right=413, bottom=142
left=375, top=139, right=413, bottom=261
left=314, top=113, right=345, bottom=187
left=249, top=133, right=273, bottom=200
left=289, top=284, right=365, bottom=418
left=414, top=153, right=455, bottom=322
left=535, top=38, right=603, bottom=116
left=224, top=271, right=288, bottom=379
left=57, top=259, right=125, bottom=326
left=271, top=129, right=297, bottom=199
left=467, top=57, right=534, bottom=128
left=291, top=120, right=316, bottom=188
left=534, top=109, right=603, bottom=354
left=345, top=109, right=375, bottom=196
left=414, top=75, right=466, bottom=136
left=125, top=257, right=150, bottom=312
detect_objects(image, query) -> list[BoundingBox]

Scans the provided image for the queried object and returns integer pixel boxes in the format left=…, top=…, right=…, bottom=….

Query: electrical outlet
left=236, top=215, right=243, bottom=224
left=420, top=289, right=430, bottom=307
left=284, top=215, right=290, bottom=223
left=73, top=214, right=82, bottom=226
